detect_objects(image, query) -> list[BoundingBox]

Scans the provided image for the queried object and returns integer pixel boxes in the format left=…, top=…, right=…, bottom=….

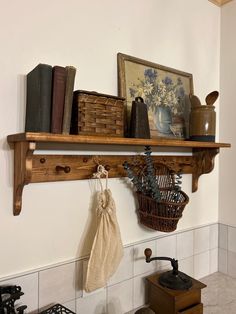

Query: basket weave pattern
left=71, top=91, right=124, bottom=136
left=136, top=163, right=189, bottom=232
left=137, top=190, right=189, bottom=232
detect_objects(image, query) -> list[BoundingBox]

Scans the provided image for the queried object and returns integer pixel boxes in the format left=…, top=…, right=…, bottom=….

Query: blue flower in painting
left=144, top=68, right=157, bottom=83
left=129, top=87, right=136, bottom=98
left=176, top=86, right=185, bottom=99
left=163, top=76, right=172, bottom=85
left=129, top=68, right=187, bottom=118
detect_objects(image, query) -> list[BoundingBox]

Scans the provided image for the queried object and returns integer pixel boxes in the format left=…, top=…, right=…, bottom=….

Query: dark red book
left=51, top=66, right=67, bottom=133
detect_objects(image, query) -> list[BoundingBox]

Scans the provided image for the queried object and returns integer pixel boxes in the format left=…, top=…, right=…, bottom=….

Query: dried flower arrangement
left=124, top=146, right=161, bottom=201
left=124, top=146, right=183, bottom=200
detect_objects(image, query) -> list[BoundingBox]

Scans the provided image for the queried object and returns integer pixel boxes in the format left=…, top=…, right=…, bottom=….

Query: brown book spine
left=62, top=66, right=76, bottom=134
left=51, top=66, right=67, bottom=134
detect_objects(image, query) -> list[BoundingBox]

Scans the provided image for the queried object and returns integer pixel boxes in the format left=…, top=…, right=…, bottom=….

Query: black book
left=25, top=63, right=52, bottom=132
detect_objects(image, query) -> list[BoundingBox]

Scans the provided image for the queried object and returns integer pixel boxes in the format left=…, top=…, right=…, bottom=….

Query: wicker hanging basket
left=136, top=190, right=189, bottom=232
left=136, top=163, right=189, bottom=232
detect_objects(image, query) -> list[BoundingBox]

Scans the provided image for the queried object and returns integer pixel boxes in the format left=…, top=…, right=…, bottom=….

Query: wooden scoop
left=189, top=94, right=201, bottom=107
left=205, top=91, right=219, bottom=106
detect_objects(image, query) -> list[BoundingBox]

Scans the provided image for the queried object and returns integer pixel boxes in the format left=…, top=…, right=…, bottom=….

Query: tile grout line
left=226, top=224, right=229, bottom=275
left=74, top=261, right=77, bottom=312
left=132, top=244, right=135, bottom=311
left=37, top=271, right=40, bottom=313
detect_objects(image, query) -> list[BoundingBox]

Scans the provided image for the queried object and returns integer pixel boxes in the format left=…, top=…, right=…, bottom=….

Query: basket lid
left=74, top=90, right=125, bottom=101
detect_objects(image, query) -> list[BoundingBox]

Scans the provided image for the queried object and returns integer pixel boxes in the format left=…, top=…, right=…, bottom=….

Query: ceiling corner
left=208, top=0, right=233, bottom=6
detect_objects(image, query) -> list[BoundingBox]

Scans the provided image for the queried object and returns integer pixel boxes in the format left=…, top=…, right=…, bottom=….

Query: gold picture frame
left=117, top=53, right=194, bottom=139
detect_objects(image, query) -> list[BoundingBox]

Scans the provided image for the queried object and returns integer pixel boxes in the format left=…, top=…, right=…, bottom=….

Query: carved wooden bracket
left=192, top=148, right=219, bottom=192
left=13, top=141, right=35, bottom=215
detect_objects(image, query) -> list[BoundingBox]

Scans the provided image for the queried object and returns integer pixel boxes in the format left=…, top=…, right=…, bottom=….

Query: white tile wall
left=0, top=223, right=222, bottom=314
left=133, top=273, right=151, bottom=309
left=228, top=251, right=236, bottom=278
left=178, top=256, right=194, bottom=278
left=39, top=262, right=76, bottom=309
left=210, top=224, right=218, bottom=249
left=194, top=226, right=210, bottom=255
left=228, top=226, right=236, bottom=253
left=107, top=279, right=133, bottom=314
left=177, top=230, right=194, bottom=260
left=133, top=240, right=156, bottom=276
left=210, top=248, right=218, bottom=273
left=219, top=224, right=228, bottom=250
left=218, top=223, right=236, bottom=277
left=156, top=234, right=176, bottom=268
left=194, top=251, right=210, bottom=279
left=75, top=260, right=83, bottom=299
left=76, top=289, right=106, bottom=314
left=218, top=248, right=228, bottom=274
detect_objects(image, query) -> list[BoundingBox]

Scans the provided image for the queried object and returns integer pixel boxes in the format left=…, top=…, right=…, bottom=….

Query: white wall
left=219, top=1, right=236, bottom=226
left=0, top=0, right=221, bottom=278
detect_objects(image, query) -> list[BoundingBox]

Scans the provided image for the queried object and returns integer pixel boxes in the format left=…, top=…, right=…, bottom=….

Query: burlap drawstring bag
left=85, top=166, right=123, bottom=292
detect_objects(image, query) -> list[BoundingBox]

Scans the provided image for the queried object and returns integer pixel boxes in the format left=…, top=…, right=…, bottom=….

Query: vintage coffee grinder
left=143, top=248, right=206, bottom=314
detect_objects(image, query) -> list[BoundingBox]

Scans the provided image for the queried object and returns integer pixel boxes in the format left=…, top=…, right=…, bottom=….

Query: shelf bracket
left=192, top=148, right=219, bottom=192
left=13, top=141, right=35, bottom=215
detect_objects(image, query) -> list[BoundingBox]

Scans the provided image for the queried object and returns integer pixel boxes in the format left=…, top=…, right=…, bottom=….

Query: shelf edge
left=7, top=133, right=231, bottom=149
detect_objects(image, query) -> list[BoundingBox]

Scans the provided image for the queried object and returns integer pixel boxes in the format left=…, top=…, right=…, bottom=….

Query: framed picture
left=117, top=53, right=194, bottom=139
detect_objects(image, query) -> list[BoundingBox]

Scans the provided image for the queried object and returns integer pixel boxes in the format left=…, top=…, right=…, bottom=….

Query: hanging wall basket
left=136, top=163, right=189, bottom=232
left=124, top=148, right=189, bottom=233
left=136, top=190, right=189, bottom=232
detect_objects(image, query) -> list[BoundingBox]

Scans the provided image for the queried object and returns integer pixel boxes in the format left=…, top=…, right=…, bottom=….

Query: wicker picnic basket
left=71, top=90, right=125, bottom=136
left=136, top=163, right=189, bottom=232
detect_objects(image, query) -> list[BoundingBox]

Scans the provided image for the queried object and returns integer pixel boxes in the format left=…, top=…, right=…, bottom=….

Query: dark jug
left=130, top=97, right=150, bottom=139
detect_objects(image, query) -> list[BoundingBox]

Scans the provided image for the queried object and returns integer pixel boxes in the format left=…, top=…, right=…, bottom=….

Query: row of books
left=25, top=63, right=76, bottom=134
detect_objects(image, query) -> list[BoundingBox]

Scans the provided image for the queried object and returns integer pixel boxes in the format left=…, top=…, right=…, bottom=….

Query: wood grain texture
left=13, top=141, right=35, bottom=215
left=31, top=155, right=194, bottom=183
left=147, top=272, right=206, bottom=314
left=7, top=133, right=230, bottom=215
left=7, top=133, right=231, bottom=148
left=192, top=148, right=219, bottom=192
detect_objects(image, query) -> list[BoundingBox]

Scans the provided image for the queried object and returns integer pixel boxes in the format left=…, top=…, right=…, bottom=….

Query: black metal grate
left=0, top=285, right=25, bottom=314
left=39, top=304, right=75, bottom=314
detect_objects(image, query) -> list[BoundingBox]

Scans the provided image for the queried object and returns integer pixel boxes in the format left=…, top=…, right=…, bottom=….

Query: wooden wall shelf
left=7, top=133, right=230, bottom=215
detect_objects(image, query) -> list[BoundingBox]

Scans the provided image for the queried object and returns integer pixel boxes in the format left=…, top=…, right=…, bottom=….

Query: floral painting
left=117, top=53, right=193, bottom=139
